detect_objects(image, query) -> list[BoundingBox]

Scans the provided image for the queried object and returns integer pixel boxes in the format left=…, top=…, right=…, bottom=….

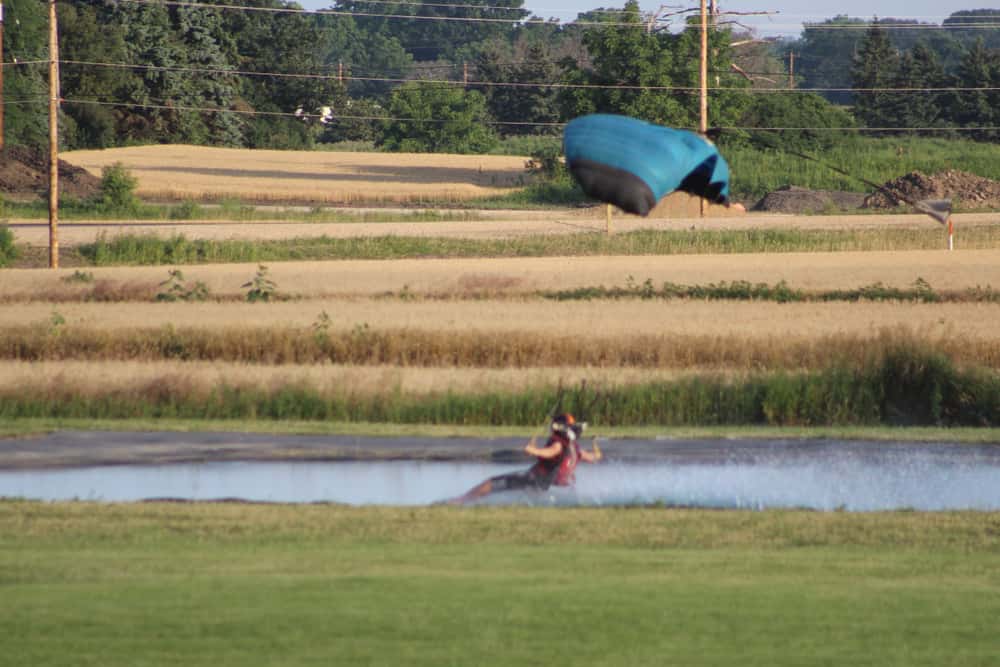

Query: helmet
left=551, top=414, right=577, bottom=439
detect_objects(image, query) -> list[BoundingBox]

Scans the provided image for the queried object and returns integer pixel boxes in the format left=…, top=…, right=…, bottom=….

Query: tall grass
left=1, top=346, right=996, bottom=426
left=540, top=278, right=996, bottom=304
left=475, top=135, right=1000, bottom=206
left=72, top=226, right=1000, bottom=266
left=1, top=198, right=481, bottom=222
left=726, top=136, right=1000, bottom=201
left=3, top=325, right=1000, bottom=370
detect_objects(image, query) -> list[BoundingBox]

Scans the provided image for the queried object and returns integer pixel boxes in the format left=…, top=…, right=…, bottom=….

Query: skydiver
left=446, top=413, right=602, bottom=505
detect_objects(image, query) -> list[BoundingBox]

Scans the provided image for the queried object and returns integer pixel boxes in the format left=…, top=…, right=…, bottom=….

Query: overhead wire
left=112, top=0, right=1000, bottom=31
left=57, top=59, right=1000, bottom=94
left=57, top=98, right=1000, bottom=134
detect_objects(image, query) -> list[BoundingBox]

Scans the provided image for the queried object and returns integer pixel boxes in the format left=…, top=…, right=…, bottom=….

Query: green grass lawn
left=3, top=417, right=1000, bottom=443
left=2, top=502, right=998, bottom=666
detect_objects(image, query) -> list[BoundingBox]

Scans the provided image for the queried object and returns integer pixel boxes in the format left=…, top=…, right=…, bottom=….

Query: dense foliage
left=2, top=1, right=998, bottom=152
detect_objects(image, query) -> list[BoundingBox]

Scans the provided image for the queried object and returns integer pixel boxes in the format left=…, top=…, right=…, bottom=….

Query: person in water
left=450, top=413, right=602, bottom=504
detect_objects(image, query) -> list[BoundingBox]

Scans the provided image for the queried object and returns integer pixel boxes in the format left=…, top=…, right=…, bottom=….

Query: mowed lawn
left=2, top=502, right=998, bottom=667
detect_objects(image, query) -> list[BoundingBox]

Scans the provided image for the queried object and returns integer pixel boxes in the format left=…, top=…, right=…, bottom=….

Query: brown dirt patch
left=752, top=186, right=866, bottom=214
left=0, top=145, right=102, bottom=201
left=864, top=170, right=1000, bottom=211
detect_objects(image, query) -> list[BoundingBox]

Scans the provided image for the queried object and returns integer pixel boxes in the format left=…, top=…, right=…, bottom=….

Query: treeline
left=2, top=0, right=998, bottom=152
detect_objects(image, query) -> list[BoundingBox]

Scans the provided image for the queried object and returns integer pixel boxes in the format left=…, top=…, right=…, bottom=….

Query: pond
left=2, top=442, right=999, bottom=510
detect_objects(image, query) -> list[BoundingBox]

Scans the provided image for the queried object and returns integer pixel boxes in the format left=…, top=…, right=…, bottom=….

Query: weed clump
left=243, top=265, right=277, bottom=302
left=0, top=224, right=18, bottom=267
left=156, top=270, right=209, bottom=302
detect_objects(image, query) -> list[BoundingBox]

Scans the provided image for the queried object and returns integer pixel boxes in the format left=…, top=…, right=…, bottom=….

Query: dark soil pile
left=751, top=186, right=867, bottom=214
left=863, top=170, right=1000, bottom=211
left=0, top=145, right=102, bottom=201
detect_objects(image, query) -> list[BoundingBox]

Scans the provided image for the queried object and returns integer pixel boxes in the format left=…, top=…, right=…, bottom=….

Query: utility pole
left=698, top=0, right=708, bottom=216
left=48, top=0, right=59, bottom=268
left=1, top=2, right=5, bottom=150
left=788, top=51, right=795, bottom=89
left=699, top=0, right=708, bottom=136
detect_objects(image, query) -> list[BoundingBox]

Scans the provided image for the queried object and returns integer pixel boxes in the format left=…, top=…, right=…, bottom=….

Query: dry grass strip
left=4, top=299, right=1000, bottom=341
left=3, top=250, right=999, bottom=300
left=0, top=361, right=708, bottom=397
left=2, top=326, right=998, bottom=370
left=62, top=146, right=530, bottom=203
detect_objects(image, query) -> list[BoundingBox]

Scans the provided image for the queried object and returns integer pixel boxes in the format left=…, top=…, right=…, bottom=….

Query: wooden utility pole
left=1, top=2, right=5, bottom=150
left=699, top=0, right=708, bottom=135
left=788, top=51, right=795, bottom=88
left=48, top=0, right=59, bottom=268
left=698, top=0, right=708, bottom=216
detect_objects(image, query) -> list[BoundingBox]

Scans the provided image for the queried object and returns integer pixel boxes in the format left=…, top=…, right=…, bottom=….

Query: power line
left=59, top=97, right=1000, bottom=134
left=116, top=0, right=637, bottom=28
left=58, top=59, right=1000, bottom=94
left=114, top=0, right=1000, bottom=31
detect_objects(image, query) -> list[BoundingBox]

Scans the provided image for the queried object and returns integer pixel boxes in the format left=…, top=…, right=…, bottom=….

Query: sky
left=522, top=1, right=999, bottom=37
left=297, top=1, right=1000, bottom=38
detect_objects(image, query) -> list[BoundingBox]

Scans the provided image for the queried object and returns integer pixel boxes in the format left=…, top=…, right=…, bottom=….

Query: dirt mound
left=864, top=170, right=1000, bottom=211
left=751, top=186, right=866, bottom=214
left=0, top=145, right=102, bottom=201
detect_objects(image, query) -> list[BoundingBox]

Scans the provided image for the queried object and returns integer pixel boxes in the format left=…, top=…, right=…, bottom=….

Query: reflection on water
left=2, top=450, right=999, bottom=510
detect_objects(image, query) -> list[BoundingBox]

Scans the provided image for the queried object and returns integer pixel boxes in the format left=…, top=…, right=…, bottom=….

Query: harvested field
left=3, top=250, right=1000, bottom=299
left=61, top=146, right=530, bottom=204
left=0, top=361, right=707, bottom=396
left=7, top=213, right=1000, bottom=246
left=5, top=145, right=1000, bottom=429
left=3, top=299, right=1000, bottom=344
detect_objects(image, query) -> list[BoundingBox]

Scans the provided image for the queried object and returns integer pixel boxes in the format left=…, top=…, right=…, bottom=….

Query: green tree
left=945, top=38, right=1000, bottom=141
left=560, top=1, right=686, bottom=125
left=2, top=0, right=49, bottom=147
left=474, top=38, right=562, bottom=136
left=667, top=14, right=750, bottom=129
left=174, top=3, right=243, bottom=146
left=944, top=10, right=1000, bottom=51
left=224, top=0, right=342, bottom=148
left=58, top=1, right=134, bottom=149
left=787, top=15, right=868, bottom=105
left=851, top=20, right=900, bottom=129
left=379, top=83, right=498, bottom=152
left=738, top=92, right=855, bottom=151
left=560, top=1, right=748, bottom=129
left=889, top=42, right=947, bottom=132
left=317, top=14, right=412, bottom=100
left=339, top=0, right=528, bottom=63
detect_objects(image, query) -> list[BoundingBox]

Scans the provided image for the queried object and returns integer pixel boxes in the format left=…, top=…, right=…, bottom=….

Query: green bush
left=0, top=224, right=18, bottom=267
left=94, top=162, right=141, bottom=214
left=379, top=83, right=498, bottom=153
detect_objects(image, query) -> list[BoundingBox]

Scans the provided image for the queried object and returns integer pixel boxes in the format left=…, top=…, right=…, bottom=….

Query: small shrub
left=168, top=200, right=203, bottom=220
left=525, top=143, right=565, bottom=179
left=62, top=270, right=95, bottom=284
left=48, top=311, right=66, bottom=336
left=0, top=224, right=19, bottom=267
left=156, top=269, right=209, bottom=302
left=243, top=265, right=277, bottom=303
left=95, top=162, right=141, bottom=213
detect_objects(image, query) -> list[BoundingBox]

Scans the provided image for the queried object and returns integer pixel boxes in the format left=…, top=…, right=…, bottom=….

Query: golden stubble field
left=63, top=145, right=530, bottom=203
left=5, top=146, right=1000, bottom=397
left=4, top=250, right=1000, bottom=298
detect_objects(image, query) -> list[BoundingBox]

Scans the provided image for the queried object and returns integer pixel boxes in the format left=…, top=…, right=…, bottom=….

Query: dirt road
left=7, top=211, right=998, bottom=245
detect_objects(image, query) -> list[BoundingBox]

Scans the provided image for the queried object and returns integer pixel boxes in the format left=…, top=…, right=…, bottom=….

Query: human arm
left=525, top=437, right=563, bottom=459
left=578, top=438, right=602, bottom=463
